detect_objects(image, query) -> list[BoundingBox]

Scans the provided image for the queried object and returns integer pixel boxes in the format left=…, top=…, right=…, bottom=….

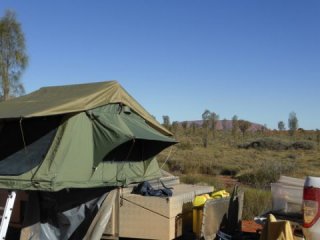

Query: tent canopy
left=0, top=81, right=171, bottom=136
left=0, top=81, right=176, bottom=191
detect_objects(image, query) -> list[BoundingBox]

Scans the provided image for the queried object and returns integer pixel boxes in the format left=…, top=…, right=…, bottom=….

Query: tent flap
left=89, top=104, right=176, bottom=166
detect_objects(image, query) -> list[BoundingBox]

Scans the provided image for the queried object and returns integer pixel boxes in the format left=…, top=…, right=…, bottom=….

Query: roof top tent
left=0, top=81, right=177, bottom=240
left=0, top=81, right=176, bottom=191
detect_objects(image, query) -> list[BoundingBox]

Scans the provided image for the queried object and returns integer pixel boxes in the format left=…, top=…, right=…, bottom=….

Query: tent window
left=0, top=115, right=63, bottom=161
left=103, top=139, right=173, bottom=162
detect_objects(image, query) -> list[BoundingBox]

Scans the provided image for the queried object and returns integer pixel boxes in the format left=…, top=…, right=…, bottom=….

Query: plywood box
left=119, top=184, right=213, bottom=240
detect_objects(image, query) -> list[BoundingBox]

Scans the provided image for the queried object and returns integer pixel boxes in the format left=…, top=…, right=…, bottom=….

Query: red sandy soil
left=242, top=220, right=263, bottom=233
left=216, top=175, right=240, bottom=187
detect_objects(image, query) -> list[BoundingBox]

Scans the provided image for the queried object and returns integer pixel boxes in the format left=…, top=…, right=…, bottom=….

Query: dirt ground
left=241, top=220, right=263, bottom=233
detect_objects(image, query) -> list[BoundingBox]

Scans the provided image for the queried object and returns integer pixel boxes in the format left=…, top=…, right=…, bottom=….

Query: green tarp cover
left=0, top=82, right=176, bottom=191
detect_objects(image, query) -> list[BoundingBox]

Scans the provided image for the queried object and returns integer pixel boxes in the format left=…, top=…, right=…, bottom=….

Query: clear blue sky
left=1, top=1, right=319, bottom=129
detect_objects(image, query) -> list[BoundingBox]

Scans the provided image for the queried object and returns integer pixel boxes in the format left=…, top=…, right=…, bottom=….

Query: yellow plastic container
left=192, top=194, right=211, bottom=207
left=192, top=190, right=230, bottom=238
left=211, top=190, right=230, bottom=199
left=192, top=194, right=211, bottom=237
left=193, top=206, right=203, bottom=238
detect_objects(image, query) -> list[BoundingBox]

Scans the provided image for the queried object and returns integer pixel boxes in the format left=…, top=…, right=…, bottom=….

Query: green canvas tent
left=0, top=81, right=176, bottom=191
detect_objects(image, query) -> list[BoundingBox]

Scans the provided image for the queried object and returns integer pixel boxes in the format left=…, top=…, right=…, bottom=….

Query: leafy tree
left=288, top=112, right=298, bottom=136
left=181, top=121, right=188, bottom=133
left=222, top=118, right=228, bottom=132
left=191, top=122, right=197, bottom=134
left=316, top=129, right=320, bottom=148
left=162, top=115, right=171, bottom=130
left=0, top=10, right=28, bottom=100
left=231, top=115, right=238, bottom=137
left=202, top=110, right=211, bottom=128
left=238, top=120, right=251, bottom=138
left=278, top=121, right=285, bottom=131
left=210, top=112, right=219, bottom=138
left=202, top=109, right=211, bottom=148
left=171, top=121, right=179, bottom=133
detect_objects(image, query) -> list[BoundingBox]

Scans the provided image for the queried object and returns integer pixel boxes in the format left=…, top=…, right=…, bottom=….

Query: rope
left=19, top=118, right=27, bottom=153
left=121, top=196, right=170, bottom=219
left=160, top=146, right=174, bottom=169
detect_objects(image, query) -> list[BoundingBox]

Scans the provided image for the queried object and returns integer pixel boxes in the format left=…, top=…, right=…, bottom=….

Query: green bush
left=199, top=162, right=219, bottom=176
left=238, top=138, right=315, bottom=151
left=238, top=138, right=289, bottom=150
left=290, top=141, right=315, bottom=150
left=237, top=159, right=297, bottom=188
left=177, top=140, right=194, bottom=150
left=242, top=187, right=272, bottom=220
left=220, top=166, right=239, bottom=176
left=165, top=159, right=184, bottom=173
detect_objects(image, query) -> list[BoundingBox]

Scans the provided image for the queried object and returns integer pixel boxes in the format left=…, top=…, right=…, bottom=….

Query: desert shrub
left=220, top=167, right=239, bottom=176
left=238, top=138, right=289, bottom=150
left=177, top=140, right=194, bottom=150
left=182, top=161, right=200, bottom=174
left=290, top=141, right=315, bottom=150
left=238, top=138, right=315, bottom=151
left=199, top=162, right=219, bottom=176
left=237, top=159, right=297, bottom=188
left=237, top=169, right=278, bottom=188
left=286, top=154, right=297, bottom=159
left=165, top=159, right=184, bottom=173
left=242, top=187, right=272, bottom=220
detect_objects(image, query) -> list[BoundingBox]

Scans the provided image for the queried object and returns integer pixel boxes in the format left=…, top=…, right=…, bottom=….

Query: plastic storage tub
left=271, top=182, right=303, bottom=213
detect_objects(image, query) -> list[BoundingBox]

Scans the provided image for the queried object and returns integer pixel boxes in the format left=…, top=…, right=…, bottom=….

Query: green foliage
left=288, top=112, right=298, bottom=136
left=220, top=166, right=239, bottom=176
left=210, top=112, right=219, bottom=138
left=171, top=121, right=179, bottom=133
left=162, top=115, right=171, bottom=130
left=181, top=121, right=188, bottom=133
left=201, top=109, right=219, bottom=147
left=238, top=120, right=251, bottom=138
left=238, top=138, right=315, bottom=151
left=242, top=187, right=272, bottom=220
left=176, top=140, right=193, bottom=150
left=238, top=138, right=289, bottom=151
left=202, top=109, right=211, bottom=148
left=291, top=141, right=315, bottom=150
left=237, top=159, right=297, bottom=188
left=191, top=122, right=197, bottom=134
left=202, top=109, right=211, bottom=127
left=232, top=115, right=238, bottom=137
left=278, top=121, right=285, bottom=131
left=0, top=10, right=28, bottom=100
left=222, top=118, right=228, bottom=132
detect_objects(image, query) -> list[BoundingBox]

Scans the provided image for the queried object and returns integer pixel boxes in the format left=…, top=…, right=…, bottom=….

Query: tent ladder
left=0, top=191, right=16, bottom=240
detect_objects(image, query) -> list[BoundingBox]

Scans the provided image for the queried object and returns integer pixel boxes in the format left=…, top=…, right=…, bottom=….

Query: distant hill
left=180, top=120, right=266, bottom=132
